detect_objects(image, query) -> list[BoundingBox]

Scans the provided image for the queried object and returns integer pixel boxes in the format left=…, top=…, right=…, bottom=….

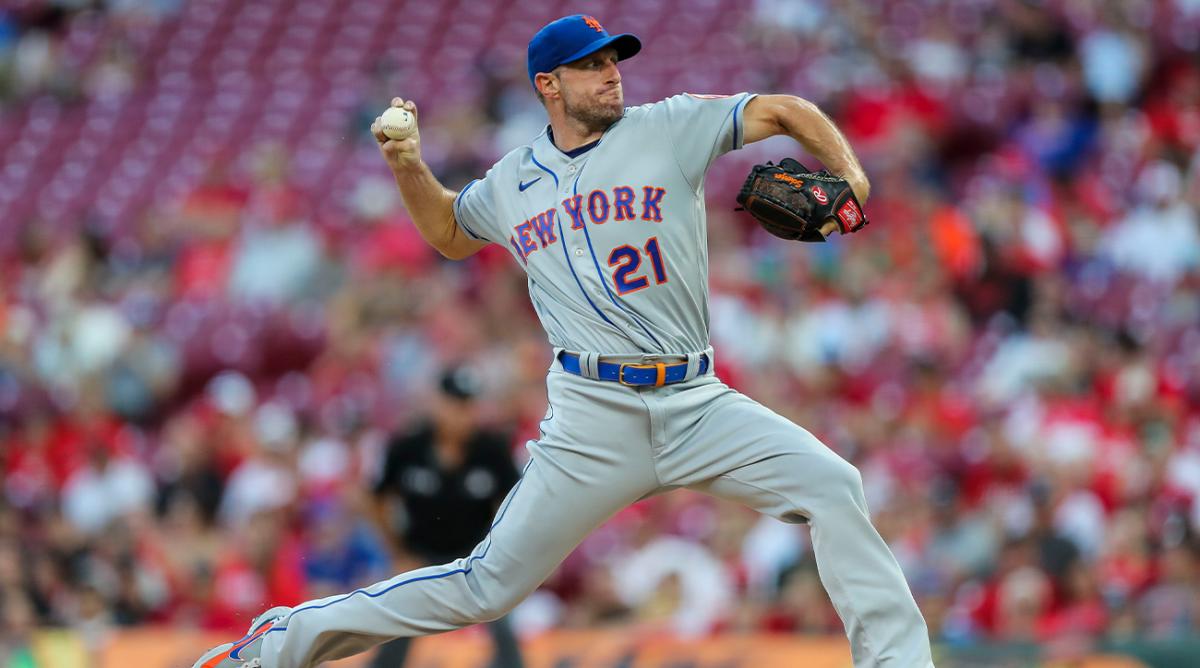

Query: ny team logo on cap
left=526, top=14, right=641, bottom=87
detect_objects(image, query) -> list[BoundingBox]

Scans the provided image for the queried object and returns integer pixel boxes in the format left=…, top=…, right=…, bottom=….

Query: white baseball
left=380, top=107, right=416, bottom=140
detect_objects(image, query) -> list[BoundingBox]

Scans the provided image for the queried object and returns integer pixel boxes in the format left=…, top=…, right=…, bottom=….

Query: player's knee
left=781, top=453, right=867, bottom=521
left=465, top=565, right=528, bottom=623
left=836, top=457, right=864, bottom=490
left=822, top=455, right=867, bottom=508
left=474, top=585, right=523, bottom=623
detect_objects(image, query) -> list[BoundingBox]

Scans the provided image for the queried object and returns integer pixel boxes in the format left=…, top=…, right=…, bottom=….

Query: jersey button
left=573, top=248, right=584, bottom=257
left=567, top=165, right=577, bottom=174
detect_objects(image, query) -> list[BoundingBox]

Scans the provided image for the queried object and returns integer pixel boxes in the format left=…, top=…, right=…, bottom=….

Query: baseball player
left=194, top=14, right=933, bottom=668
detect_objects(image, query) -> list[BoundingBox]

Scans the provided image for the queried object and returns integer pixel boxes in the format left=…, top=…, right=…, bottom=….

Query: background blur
left=1, top=0, right=1199, bottom=666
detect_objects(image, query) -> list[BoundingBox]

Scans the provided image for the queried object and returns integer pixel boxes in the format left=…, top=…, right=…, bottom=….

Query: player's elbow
left=435, top=215, right=486, bottom=260
left=745, top=94, right=820, bottom=143
left=437, top=235, right=487, bottom=261
left=437, top=245, right=472, bottom=261
left=774, top=95, right=822, bottom=131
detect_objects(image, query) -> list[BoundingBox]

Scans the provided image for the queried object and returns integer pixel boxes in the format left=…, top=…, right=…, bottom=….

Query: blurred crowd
left=1, top=0, right=1200, bottom=662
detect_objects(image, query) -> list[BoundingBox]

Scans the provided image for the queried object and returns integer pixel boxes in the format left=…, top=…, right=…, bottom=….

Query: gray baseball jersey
left=453, top=92, right=752, bottom=356
left=242, top=94, right=933, bottom=668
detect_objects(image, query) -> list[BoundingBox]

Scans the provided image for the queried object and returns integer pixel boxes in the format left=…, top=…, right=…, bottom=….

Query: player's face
left=556, top=47, right=623, bottom=131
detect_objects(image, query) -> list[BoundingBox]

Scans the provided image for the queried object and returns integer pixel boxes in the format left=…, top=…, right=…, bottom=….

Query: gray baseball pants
left=258, top=358, right=933, bottom=666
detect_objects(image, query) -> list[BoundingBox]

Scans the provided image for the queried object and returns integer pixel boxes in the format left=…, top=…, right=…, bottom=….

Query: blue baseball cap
left=527, top=14, right=641, bottom=88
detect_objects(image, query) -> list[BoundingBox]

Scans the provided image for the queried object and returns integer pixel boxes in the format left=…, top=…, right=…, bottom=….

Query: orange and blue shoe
left=192, top=606, right=292, bottom=668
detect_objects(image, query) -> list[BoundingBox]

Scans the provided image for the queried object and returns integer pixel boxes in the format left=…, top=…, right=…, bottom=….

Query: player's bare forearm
left=391, top=162, right=487, bottom=260
left=743, top=94, right=870, bottom=203
left=371, top=97, right=487, bottom=260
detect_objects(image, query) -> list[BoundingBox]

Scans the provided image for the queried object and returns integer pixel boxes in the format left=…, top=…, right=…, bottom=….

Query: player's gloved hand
left=735, top=158, right=868, bottom=242
left=370, top=98, right=423, bottom=173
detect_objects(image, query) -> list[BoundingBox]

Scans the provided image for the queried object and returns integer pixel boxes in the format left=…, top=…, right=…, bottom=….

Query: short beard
left=562, top=86, right=624, bottom=134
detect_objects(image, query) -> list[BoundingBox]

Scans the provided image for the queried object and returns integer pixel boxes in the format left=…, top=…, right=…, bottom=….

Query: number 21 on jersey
left=607, top=237, right=668, bottom=295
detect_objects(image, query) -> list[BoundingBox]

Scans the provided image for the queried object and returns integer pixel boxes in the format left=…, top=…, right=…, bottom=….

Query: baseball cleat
left=192, top=605, right=292, bottom=668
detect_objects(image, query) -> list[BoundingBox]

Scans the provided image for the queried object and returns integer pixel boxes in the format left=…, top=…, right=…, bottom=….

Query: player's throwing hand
left=371, top=98, right=422, bottom=172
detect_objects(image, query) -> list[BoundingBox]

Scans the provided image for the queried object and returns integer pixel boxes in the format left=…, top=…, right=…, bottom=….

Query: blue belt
left=558, top=352, right=709, bottom=387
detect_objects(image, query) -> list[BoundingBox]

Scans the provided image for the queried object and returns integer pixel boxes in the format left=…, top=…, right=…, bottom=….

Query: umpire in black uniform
left=369, top=366, right=524, bottom=668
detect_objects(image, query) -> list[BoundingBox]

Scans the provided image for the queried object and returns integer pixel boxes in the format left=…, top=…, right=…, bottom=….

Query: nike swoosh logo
left=518, top=177, right=542, bottom=192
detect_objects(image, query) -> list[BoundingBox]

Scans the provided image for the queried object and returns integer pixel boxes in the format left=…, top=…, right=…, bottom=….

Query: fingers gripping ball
left=381, top=107, right=416, bottom=140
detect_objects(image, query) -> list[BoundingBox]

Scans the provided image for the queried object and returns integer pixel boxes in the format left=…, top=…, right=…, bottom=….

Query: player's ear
left=535, top=72, right=559, bottom=101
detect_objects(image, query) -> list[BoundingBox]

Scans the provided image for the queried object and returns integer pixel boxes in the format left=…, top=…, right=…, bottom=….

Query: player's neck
left=547, top=117, right=605, bottom=153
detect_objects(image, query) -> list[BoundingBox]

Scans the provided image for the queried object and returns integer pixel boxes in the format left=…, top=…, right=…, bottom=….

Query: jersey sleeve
left=657, top=92, right=757, bottom=190
left=451, top=167, right=503, bottom=245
